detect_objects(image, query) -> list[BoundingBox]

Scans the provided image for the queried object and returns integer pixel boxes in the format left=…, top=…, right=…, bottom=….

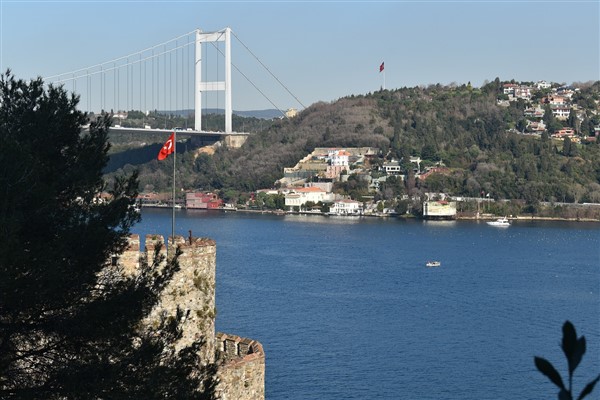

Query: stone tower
left=117, top=234, right=264, bottom=399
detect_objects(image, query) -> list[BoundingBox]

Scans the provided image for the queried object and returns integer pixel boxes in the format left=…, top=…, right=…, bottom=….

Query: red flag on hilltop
left=158, top=132, right=175, bottom=160
left=379, top=62, right=384, bottom=72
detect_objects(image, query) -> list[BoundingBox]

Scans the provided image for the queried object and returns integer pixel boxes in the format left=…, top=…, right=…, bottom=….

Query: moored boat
left=487, top=217, right=510, bottom=227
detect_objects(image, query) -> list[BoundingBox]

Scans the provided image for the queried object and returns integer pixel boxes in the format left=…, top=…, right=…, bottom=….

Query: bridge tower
left=195, top=27, right=232, bottom=134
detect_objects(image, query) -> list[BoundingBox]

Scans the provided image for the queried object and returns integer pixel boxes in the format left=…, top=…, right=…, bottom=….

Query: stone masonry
left=118, top=234, right=265, bottom=399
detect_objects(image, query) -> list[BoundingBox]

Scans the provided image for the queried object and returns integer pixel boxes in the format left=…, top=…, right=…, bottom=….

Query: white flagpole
left=171, top=130, right=176, bottom=252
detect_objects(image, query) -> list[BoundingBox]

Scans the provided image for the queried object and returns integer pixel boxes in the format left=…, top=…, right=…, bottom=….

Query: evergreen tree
left=0, top=71, right=217, bottom=399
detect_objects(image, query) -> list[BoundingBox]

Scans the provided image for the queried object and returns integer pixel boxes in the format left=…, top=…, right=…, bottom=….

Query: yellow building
left=285, top=108, right=298, bottom=118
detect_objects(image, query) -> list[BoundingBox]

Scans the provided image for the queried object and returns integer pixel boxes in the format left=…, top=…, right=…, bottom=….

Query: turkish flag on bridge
left=158, top=132, right=175, bottom=160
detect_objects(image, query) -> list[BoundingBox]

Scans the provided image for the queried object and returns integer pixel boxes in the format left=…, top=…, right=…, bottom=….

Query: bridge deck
left=82, top=126, right=249, bottom=136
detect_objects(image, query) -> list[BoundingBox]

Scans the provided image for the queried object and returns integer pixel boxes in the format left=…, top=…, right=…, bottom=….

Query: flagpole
left=171, top=130, right=176, bottom=253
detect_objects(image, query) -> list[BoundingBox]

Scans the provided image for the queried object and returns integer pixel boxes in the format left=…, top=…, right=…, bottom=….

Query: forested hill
left=111, top=79, right=600, bottom=204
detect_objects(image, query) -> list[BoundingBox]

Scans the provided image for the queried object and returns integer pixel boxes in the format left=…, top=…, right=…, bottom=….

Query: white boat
left=426, top=261, right=441, bottom=267
left=487, top=217, right=510, bottom=227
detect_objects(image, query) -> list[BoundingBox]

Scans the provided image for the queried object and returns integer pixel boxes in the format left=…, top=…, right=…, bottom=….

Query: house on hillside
left=552, top=128, right=575, bottom=138
left=328, top=149, right=350, bottom=167
left=524, top=107, right=545, bottom=118
left=535, top=80, right=552, bottom=89
left=542, top=95, right=566, bottom=105
left=503, top=83, right=518, bottom=95
left=514, top=86, right=533, bottom=100
left=527, top=121, right=546, bottom=133
left=551, top=105, right=571, bottom=120
left=382, top=160, right=402, bottom=175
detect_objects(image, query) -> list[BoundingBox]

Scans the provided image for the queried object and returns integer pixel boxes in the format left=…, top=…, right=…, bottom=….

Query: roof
left=296, top=187, right=325, bottom=193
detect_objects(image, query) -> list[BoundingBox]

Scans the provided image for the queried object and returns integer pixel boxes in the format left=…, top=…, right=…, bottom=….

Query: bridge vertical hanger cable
left=140, top=53, right=143, bottom=117
left=169, top=49, right=172, bottom=117
left=112, top=66, right=115, bottom=114
left=157, top=49, right=160, bottom=118
left=175, top=40, right=178, bottom=117
left=180, top=40, right=183, bottom=117
left=86, top=71, right=90, bottom=112
left=216, top=40, right=220, bottom=121
left=141, top=56, right=144, bottom=117
left=152, top=49, right=154, bottom=114
left=186, top=35, right=190, bottom=123
left=163, top=44, right=167, bottom=128
left=118, top=64, right=121, bottom=113
left=101, top=66, right=104, bottom=112
left=203, top=41, right=207, bottom=123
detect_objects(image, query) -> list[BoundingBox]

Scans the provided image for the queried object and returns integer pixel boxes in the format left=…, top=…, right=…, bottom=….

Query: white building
left=284, top=187, right=334, bottom=209
left=514, top=86, right=533, bottom=100
left=535, top=80, right=552, bottom=89
left=328, top=149, right=350, bottom=167
left=329, top=199, right=362, bottom=215
left=422, top=201, right=457, bottom=220
left=551, top=106, right=571, bottom=120
left=383, top=160, right=402, bottom=175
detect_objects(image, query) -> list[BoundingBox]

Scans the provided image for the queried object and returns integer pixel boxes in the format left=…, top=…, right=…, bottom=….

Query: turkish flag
left=158, top=132, right=175, bottom=160
left=379, top=62, right=384, bottom=72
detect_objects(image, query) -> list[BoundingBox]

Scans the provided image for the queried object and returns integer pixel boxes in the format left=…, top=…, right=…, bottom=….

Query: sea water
left=136, top=209, right=600, bottom=400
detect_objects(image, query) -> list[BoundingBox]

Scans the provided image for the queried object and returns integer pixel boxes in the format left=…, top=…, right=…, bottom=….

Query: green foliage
left=534, top=321, right=600, bottom=400
left=0, top=71, right=217, bottom=399
left=108, top=80, right=600, bottom=206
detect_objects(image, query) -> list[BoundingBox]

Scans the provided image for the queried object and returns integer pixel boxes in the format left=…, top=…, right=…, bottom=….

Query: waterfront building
left=329, top=199, right=362, bottom=215
left=422, top=200, right=457, bottom=220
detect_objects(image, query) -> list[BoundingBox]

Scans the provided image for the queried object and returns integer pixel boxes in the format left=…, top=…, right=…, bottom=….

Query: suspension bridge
left=44, top=27, right=304, bottom=148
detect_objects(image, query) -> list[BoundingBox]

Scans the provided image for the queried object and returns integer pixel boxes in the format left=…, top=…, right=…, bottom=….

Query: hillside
left=106, top=79, right=600, bottom=205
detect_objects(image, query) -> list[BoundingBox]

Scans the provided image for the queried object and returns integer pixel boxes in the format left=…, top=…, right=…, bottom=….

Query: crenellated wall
left=118, top=234, right=216, bottom=360
left=116, top=234, right=264, bottom=399
left=216, top=333, right=265, bottom=400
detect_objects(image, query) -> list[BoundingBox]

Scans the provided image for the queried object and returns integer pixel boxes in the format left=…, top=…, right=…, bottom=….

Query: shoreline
left=142, top=205, right=600, bottom=223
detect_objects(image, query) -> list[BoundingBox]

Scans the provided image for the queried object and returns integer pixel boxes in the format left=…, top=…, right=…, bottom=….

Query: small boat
left=487, top=217, right=510, bottom=227
left=426, top=261, right=441, bottom=267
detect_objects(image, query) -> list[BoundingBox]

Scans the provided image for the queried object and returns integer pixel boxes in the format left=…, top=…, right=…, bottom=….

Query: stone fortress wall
left=118, top=234, right=264, bottom=399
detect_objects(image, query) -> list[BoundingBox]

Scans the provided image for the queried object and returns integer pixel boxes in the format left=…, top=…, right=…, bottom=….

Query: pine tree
left=0, top=71, right=217, bottom=399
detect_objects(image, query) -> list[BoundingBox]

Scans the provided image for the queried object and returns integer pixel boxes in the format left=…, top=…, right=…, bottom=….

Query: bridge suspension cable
left=231, top=30, right=306, bottom=110
left=43, top=30, right=197, bottom=82
left=204, top=32, right=290, bottom=119
left=42, top=27, right=304, bottom=123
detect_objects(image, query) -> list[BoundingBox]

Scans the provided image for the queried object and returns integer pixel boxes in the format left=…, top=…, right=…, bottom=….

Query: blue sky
left=1, top=1, right=599, bottom=112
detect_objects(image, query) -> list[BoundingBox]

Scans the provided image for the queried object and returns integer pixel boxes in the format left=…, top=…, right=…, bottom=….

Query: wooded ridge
left=105, top=79, right=600, bottom=206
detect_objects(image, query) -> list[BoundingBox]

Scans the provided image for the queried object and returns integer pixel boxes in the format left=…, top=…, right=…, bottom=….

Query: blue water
left=135, top=209, right=600, bottom=400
